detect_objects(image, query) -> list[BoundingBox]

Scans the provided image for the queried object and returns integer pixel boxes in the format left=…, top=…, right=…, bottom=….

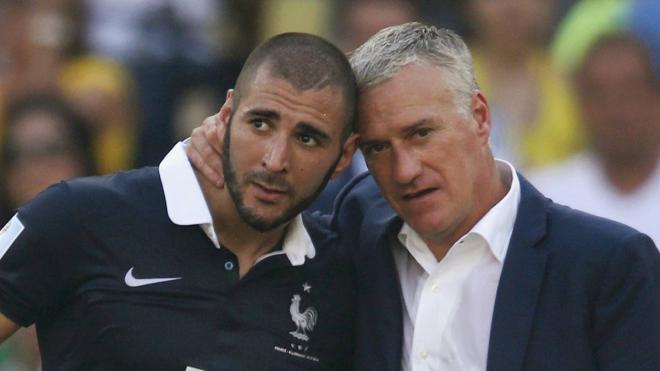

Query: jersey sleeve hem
left=0, top=288, right=35, bottom=327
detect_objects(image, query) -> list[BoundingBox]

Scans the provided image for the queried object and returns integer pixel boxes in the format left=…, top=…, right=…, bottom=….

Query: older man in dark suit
left=333, top=23, right=659, bottom=371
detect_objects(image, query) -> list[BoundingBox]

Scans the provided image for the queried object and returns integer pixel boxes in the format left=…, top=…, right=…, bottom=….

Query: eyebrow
left=297, top=123, right=331, bottom=143
left=245, top=108, right=281, bottom=120
left=245, top=108, right=332, bottom=143
left=360, top=118, right=434, bottom=148
left=400, top=118, right=432, bottom=137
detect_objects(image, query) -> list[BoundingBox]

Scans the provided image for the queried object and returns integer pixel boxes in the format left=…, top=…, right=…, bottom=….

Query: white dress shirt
left=394, top=161, right=521, bottom=371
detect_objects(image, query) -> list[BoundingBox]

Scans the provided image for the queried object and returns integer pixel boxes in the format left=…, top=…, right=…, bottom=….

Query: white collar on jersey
left=158, top=141, right=315, bottom=266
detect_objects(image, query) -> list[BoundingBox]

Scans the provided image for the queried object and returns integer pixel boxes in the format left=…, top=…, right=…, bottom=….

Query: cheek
left=292, top=152, right=331, bottom=183
left=365, top=159, right=391, bottom=184
left=229, top=133, right=264, bottom=168
left=367, top=163, right=401, bottom=207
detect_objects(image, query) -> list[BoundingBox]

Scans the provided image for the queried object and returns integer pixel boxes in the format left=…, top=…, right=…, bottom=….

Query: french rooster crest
left=289, top=294, right=318, bottom=341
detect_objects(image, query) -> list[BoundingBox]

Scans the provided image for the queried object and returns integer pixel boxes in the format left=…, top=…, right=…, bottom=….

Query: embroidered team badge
left=274, top=282, right=320, bottom=363
left=288, top=294, right=318, bottom=342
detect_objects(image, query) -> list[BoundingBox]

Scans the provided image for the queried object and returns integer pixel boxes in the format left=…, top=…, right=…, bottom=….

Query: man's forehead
left=238, top=77, right=343, bottom=127
left=245, top=65, right=340, bottom=98
left=356, top=65, right=460, bottom=135
left=242, top=80, right=344, bottom=109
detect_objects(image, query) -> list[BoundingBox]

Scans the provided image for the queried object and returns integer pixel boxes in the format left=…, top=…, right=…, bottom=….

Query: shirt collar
left=398, top=159, right=520, bottom=263
left=159, top=141, right=212, bottom=225
left=469, top=160, right=520, bottom=262
left=158, top=142, right=315, bottom=266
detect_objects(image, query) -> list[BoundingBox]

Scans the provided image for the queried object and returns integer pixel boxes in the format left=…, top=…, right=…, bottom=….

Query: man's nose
left=262, top=136, right=290, bottom=173
left=392, top=146, right=422, bottom=185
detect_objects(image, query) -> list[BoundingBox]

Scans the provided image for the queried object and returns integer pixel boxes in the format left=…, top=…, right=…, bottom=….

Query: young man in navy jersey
left=0, top=33, right=359, bottom=370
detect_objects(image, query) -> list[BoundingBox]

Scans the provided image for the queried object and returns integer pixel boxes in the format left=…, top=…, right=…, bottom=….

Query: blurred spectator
left=0, top=94, right=96, bottom=224
left=466, top=0, right=584, bottom=169
left=83, top=0, right=233, bottom=167
left=334, top=0, right=418, bottom=51
left=85, top=0, right=222, bottom=64
left=0, top=94, right=97, bottom=369
left=0, top=0, right=73, bottom=133
left=0, top=0, right=81, bottom=101
left=529, top=34, right=660, bottom=246
left=0, top=0, right=138, bottom=176
left=58, top=55, right=138, bottom=174
left=552, top=0, right=628, bottom=73
left=552, top=0, right=660, bottom=75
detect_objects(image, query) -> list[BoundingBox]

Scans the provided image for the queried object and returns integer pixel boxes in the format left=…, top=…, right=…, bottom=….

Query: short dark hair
left=234, top=33, right=357, bottom=140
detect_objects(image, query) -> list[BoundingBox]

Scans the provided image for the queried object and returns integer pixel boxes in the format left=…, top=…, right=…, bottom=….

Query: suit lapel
left=355, top=201, right=404, bottom=371
left=487, top=175, right=550, bottom=371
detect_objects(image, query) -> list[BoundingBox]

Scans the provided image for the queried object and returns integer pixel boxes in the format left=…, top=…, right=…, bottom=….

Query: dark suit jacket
left=332, top=172, right=660, bottom=371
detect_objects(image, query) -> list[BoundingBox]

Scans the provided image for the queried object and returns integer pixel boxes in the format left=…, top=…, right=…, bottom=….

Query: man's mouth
left=251, top=181, right=290, bottom=203
left=253, top=181, right=288, bottom=194
left=402, top=188, right=436, bottom=201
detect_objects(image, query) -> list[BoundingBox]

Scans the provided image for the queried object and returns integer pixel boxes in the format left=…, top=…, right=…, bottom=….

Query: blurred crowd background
left=0, top=0, right=658, bottom=369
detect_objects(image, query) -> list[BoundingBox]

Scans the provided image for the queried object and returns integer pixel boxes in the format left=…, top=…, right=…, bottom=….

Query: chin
left=405, top=213, right=451, bottom=239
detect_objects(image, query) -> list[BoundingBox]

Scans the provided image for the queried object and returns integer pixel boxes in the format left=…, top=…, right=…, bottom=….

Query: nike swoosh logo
left=124, top=267, right=181, bottom=287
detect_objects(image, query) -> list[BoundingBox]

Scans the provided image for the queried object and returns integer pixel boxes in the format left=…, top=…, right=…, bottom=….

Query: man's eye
left=252, top=120, right=269, bottom=130
left=299, top=134, right=318, bottom=147
left=365, top=143, right=385, bottom=155
left=415, top=128, right=431, bottom=138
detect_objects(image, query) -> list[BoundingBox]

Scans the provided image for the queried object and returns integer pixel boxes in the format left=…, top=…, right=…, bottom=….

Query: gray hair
left=349, top=22, right=479, bottom=116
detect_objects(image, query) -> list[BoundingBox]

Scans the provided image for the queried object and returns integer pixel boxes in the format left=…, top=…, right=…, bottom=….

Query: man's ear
left=218, top=89, right=234, bottom=125
left=330, top=133, right=359, bottom=179
left=471, top=91, right=491, bottom=145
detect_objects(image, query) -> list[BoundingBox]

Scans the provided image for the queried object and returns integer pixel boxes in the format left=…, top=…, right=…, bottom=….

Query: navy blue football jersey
left=0, top=168, right=356, bottom=370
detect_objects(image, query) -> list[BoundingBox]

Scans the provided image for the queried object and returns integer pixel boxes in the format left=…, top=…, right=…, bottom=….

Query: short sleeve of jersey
left=0, top=182, right=79, bottom=326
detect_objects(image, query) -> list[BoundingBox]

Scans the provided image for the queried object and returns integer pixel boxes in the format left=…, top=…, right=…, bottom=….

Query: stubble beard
left=221, top=117, right=338, bottom=232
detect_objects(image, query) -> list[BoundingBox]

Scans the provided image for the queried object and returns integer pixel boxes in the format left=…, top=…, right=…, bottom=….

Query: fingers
left=212, top=113, right=227, bottom=154
left=186, top=147, right=221, bottom=187
left=187, top=115, right=225, bottom=188
left=204, top=115, right=223, bottom=153
left=186, top=135, right=223, bottom=188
